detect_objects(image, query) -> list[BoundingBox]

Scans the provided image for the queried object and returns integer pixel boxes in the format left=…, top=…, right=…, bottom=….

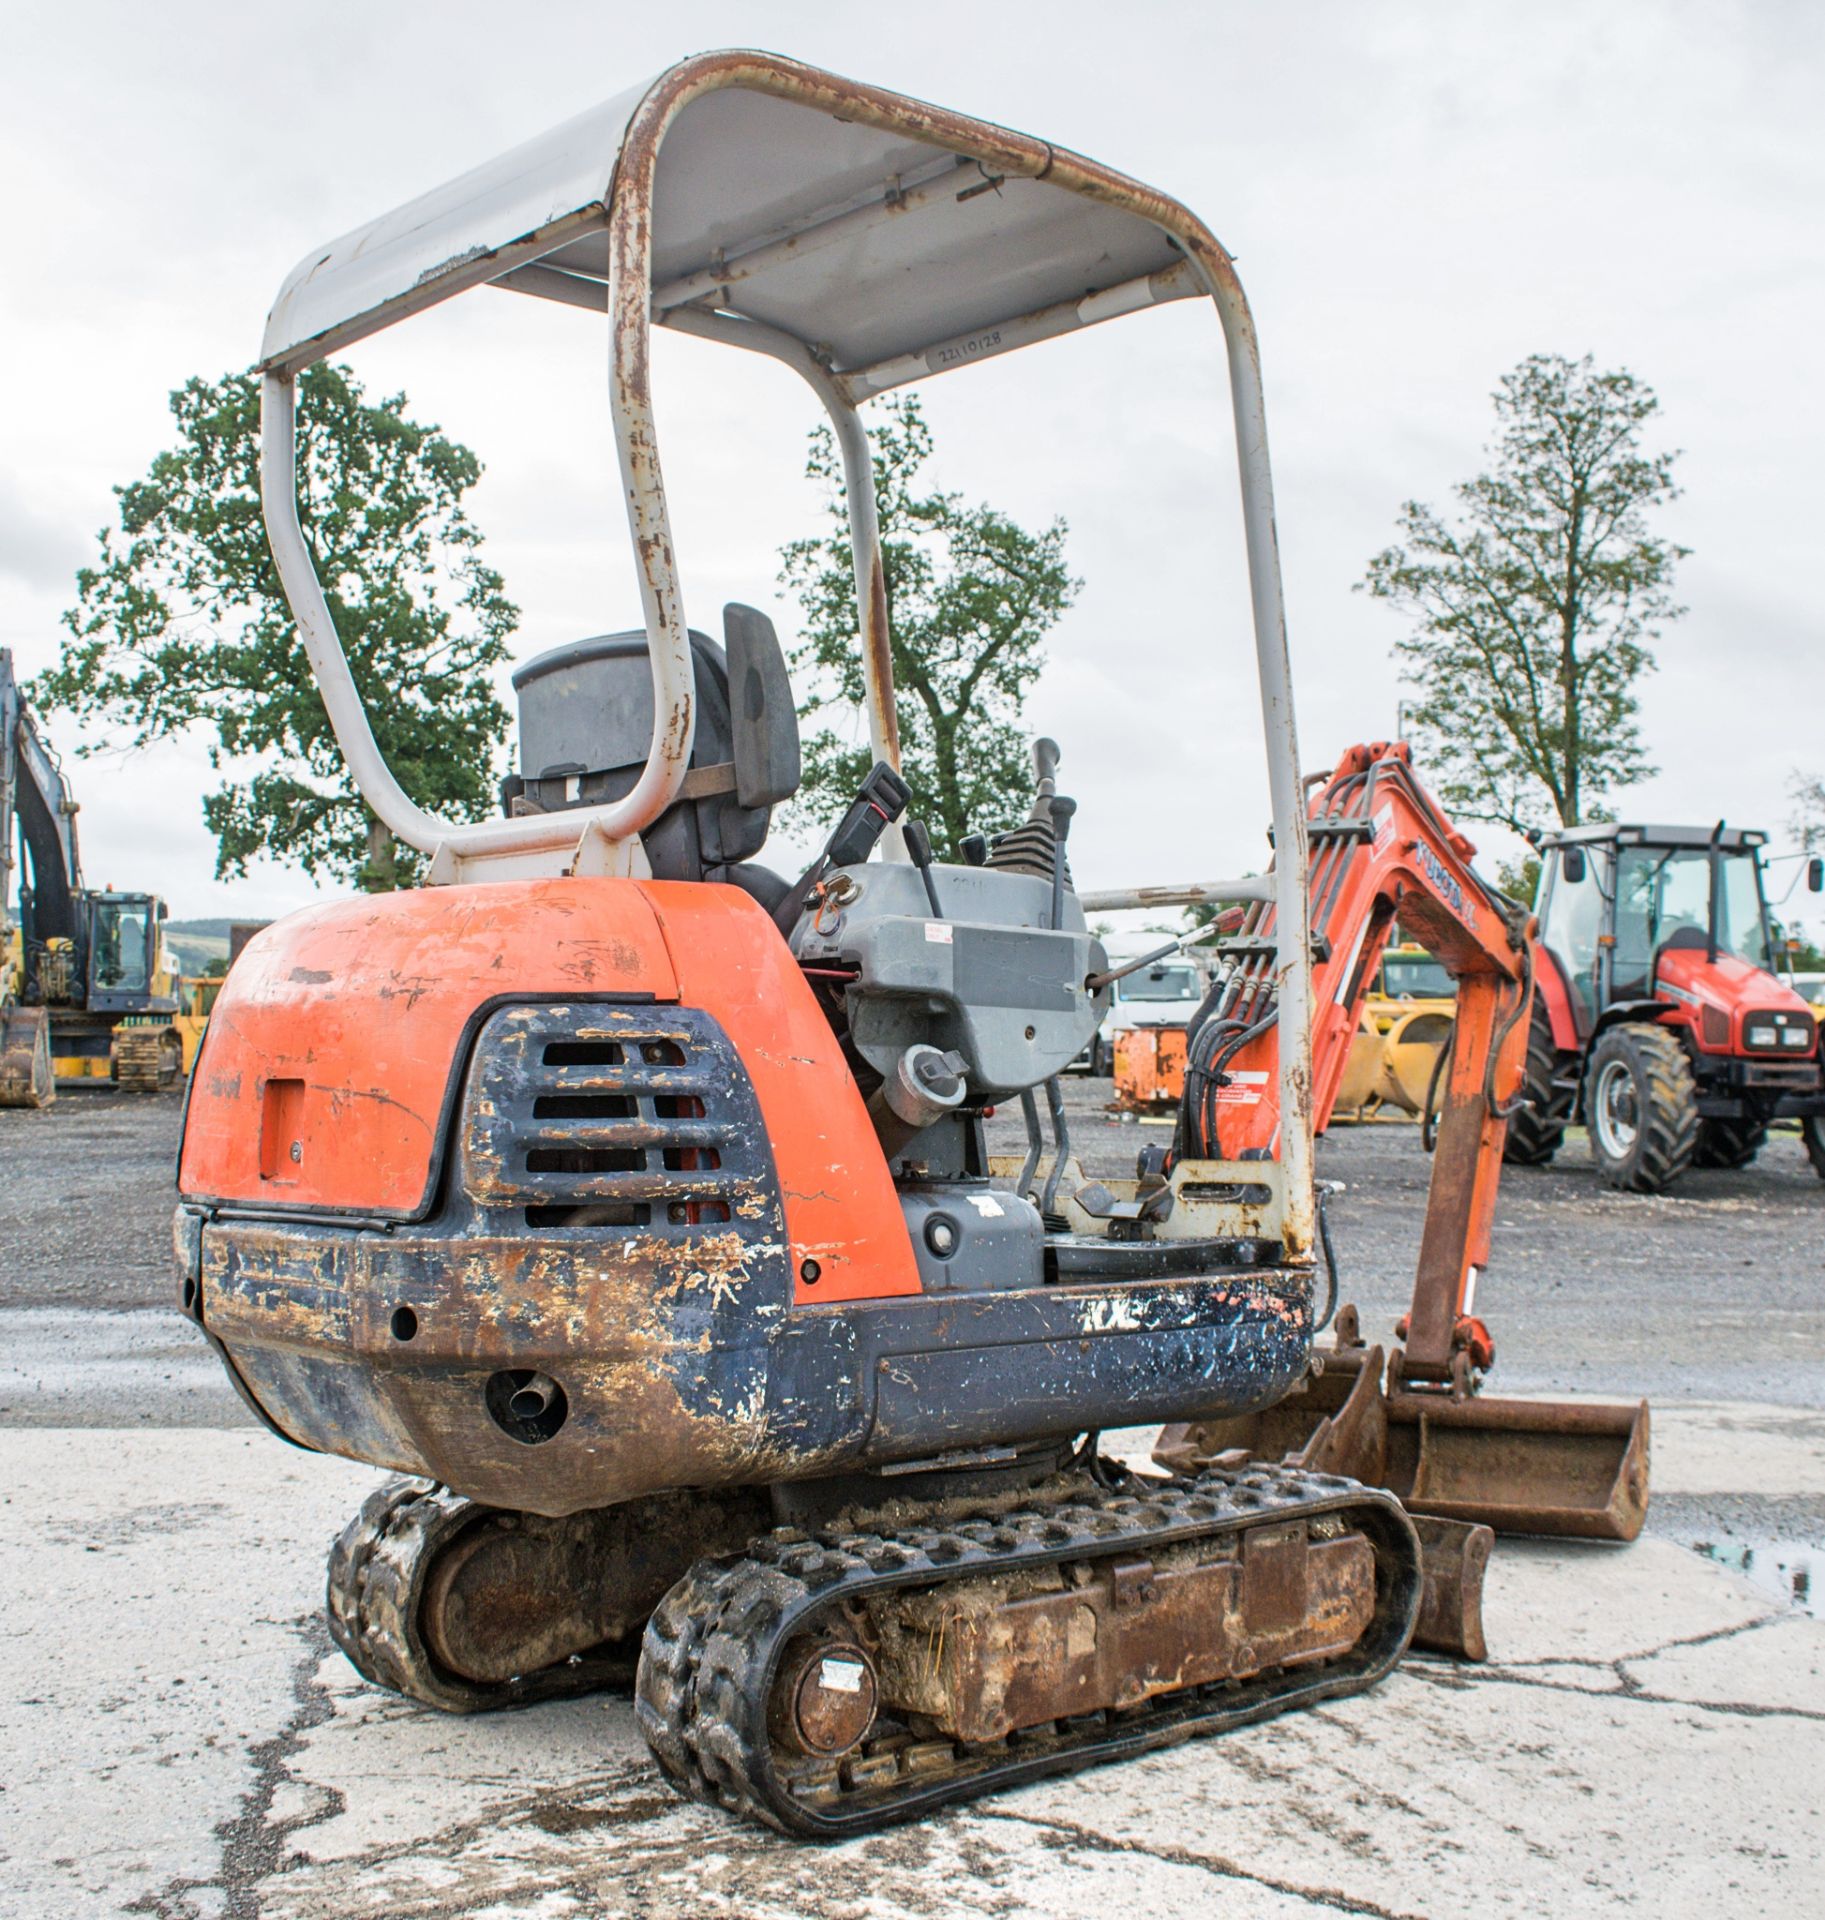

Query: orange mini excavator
left=174, top=53, right=1641, bottom=1835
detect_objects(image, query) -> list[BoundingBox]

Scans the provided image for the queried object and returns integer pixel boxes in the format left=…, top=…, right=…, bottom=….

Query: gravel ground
left=0, top=1085, right=183, bottom=1310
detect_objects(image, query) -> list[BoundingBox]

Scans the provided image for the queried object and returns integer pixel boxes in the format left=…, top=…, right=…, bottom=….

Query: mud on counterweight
left=635, top=1460, right=1422, bottom=1837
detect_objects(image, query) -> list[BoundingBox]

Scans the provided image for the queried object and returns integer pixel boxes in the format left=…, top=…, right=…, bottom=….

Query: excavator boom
left=1, top=649, right=63, bottom=1106
left=1158, top=742, right=1650, bottom=1547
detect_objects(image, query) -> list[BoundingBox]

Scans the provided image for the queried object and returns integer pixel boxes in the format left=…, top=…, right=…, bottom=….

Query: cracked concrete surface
left=4, top=1422, right=1820, bottom=1920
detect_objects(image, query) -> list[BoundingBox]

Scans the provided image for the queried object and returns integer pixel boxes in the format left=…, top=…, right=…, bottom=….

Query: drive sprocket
left=325, top=1479, right=637, bottom=1712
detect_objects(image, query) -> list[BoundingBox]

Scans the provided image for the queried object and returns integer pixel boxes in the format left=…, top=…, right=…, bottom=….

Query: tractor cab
left=1536, top=825, right=1811, bottom=1042
left=1511, top=824, right=1825, bottom=1190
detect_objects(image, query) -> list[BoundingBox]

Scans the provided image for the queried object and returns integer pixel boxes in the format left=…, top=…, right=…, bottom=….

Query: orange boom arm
left=1180, top=742, right=1533, bottom=1384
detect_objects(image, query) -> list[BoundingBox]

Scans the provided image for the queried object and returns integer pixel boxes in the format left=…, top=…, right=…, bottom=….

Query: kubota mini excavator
left=174, top=53, right=1643, bottom=1836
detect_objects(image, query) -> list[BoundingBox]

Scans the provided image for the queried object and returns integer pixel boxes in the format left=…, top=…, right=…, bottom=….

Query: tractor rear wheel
left=1693, top=1115, right=1767, bottom=1170
left=1585, top=1023, right=1699, bottom=1193
left=1502, top=1003, right=1572, bottom=1166
left=1804, top=1117, right=1825, bottom=1181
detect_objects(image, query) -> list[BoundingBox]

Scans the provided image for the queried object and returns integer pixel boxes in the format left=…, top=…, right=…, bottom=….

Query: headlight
left=1742, top=1010, right=1813, bottom=1053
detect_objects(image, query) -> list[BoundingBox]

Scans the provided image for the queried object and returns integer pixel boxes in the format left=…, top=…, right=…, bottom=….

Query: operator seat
left=503, top=604, right=801, bottom=908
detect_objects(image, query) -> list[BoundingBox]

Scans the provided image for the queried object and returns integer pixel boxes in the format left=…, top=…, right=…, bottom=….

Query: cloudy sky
left=3, top=1, right=1821, bottom=940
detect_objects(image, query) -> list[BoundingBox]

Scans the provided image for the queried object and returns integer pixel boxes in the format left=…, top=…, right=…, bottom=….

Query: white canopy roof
left=260, top=51, right=1198, bottom=384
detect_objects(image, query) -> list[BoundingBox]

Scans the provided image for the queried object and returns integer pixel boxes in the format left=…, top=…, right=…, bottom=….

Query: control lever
left=1047, top=793, right=1076, bottom=931
left=1083, top=910, right=1243, bottom=996
left=903, top=819, right=944, bottom=918
left=774, top=760, right=911, bottom=934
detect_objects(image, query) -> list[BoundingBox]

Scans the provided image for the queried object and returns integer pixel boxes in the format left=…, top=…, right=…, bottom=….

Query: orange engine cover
left=180, top=878, right=919, bottom=1303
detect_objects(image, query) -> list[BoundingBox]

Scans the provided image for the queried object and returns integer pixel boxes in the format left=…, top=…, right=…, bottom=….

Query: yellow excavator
left=1331, top=944, right=1457, bottom=1124
left=1, top=648, right=197, bottom=1105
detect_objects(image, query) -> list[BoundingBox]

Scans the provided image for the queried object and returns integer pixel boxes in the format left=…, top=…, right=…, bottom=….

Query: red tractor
left=1505, top=823, right=1825, bottom=1191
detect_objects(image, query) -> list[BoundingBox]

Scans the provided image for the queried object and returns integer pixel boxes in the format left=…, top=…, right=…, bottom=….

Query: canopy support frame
left=255, top=49, right=1316, bottom=1257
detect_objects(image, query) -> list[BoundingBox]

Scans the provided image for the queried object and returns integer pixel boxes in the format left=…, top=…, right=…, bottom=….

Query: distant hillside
left=167, top=932, right=230, bottom=973
left=165, top=918, right=239, bottom=938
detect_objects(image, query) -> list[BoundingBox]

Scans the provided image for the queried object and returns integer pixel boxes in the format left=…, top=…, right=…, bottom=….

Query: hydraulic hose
left=1483, top=939, right=1535, bottom=1122
left=1421, top=1025, right=1453, bottom=1154
left=1074, top=1429, right=1123, bottom=1490
left=1184, top=1004, right=1280, bottom=1160
left=1315, top=1185, right=1340, bottom=1333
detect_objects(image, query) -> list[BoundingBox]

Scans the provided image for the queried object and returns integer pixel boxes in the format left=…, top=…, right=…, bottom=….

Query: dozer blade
left=0, top=1005, right=53, bottom=1109
left=1408, top=1513, right=1492, bottom=1661
left=1157, top=1334, right=1651, bottom=1637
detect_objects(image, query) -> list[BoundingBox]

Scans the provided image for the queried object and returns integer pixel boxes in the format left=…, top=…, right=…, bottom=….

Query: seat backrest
left=504, top=604, right=800, bottom=882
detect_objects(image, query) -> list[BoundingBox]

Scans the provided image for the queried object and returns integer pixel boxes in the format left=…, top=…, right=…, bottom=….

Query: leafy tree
left=1362, top=354, right=1685, bottom=836
left=780, top=395, right=1077, bottom=859
left=1494, top=851, right=1543, bottom=907
left=38, top=364, right=516, bottom=889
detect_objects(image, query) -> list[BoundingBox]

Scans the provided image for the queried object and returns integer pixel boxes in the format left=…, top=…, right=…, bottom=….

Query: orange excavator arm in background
left=1176, top=740, right=1533, bottom=1388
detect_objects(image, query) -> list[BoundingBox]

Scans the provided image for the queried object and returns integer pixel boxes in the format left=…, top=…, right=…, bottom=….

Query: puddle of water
left=1694, top=1539, right=1821, bottom=1618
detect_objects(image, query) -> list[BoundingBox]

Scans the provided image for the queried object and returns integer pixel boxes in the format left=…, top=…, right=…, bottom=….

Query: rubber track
left=1590, top=1023, right=1700, bottom=1193
left=1503, top=1004, right=1572, bottom=1166
left=634, top=1463, right=1421, bottom=1838
left=325, top=1478, right=633, bottom=1712
left=112, top=1028, right=163, bottom=1094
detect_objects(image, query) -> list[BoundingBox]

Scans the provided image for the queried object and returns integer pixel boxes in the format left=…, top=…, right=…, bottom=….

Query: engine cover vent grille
left=460, top=1002, right=783, bottom=1233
